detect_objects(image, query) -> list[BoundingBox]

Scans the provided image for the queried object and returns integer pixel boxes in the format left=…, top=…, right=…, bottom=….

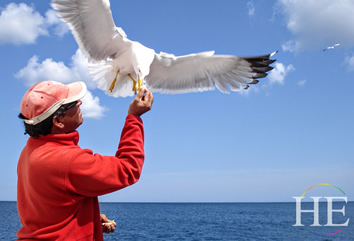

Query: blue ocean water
left=1, top=201, right=353, bottom=241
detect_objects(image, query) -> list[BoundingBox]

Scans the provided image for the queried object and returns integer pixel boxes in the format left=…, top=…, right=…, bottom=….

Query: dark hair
left=18, top=106, right=66, bottom=137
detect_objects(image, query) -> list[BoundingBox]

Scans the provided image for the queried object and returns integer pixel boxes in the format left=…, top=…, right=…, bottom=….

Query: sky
left=0, top=0, right=353, bottom=203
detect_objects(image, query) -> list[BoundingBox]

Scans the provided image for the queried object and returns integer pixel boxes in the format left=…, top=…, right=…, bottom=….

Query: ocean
left=1, top=201, right=353, bottom=241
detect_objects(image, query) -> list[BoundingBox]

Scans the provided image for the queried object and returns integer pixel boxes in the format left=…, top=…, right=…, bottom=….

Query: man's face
left=60, top=100, right=83, bottom=133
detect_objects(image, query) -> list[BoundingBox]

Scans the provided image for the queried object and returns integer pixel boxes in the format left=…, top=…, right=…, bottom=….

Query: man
left=17, top=80, right=153, bottom=240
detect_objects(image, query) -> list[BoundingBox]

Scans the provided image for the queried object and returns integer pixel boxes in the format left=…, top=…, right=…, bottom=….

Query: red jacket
left=17, top=115, right=145, bottom=240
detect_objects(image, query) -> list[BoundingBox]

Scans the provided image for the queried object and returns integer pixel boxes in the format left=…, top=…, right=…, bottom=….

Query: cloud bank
left=276, top=0, right=354, bottom=52
left=0, top=3, right=68, bottom=45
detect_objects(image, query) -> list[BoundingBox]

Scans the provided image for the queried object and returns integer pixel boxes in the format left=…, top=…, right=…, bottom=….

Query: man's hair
left=18, top=106, right=66, bottom=137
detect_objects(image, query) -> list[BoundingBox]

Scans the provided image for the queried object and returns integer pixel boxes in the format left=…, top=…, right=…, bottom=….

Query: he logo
left=293, top=183, right=349, bottom=237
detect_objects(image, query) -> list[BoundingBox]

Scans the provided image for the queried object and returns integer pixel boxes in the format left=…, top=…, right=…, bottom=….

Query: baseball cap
left=20, top=81, right=87, bottom=125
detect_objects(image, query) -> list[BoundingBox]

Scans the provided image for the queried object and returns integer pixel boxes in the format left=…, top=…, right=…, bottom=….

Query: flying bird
left=323, top=43, right=340, bottom=51
left=51, top=0, right=277, bottom=98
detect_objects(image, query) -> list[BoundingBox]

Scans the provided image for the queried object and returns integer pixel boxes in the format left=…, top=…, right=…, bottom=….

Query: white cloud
left=81, top=91, right=107, bottom=119
left=45, top=9, right=70, bottom=37
left=70, top=50, right=97, bottom=89
left=15, top=55, right=73, bottom=86
left=281, top=40, right=297, bottom=53
left=276, top=0, right=354, bottom=52
left=297, top=80, right=307, bottom=86
left=345, top=54, right=354, bottom=72
left=268, top=62, right=295, bottom=85
left=15, top=49, right=94, bottom=86
left=247, top=1, right=256, bottom=17
left=0, top=3, right=69, bottom=45
left=15, top=49, right=107, bottom=119
left=0, top=3, right=47, bottom=45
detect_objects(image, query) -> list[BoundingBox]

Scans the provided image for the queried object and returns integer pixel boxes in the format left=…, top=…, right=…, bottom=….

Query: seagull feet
left=128, top=74, right=137, bottom=94
left=128, top=74, right=142, bottom=94
left=109, top=70, right=120, bottom=92
left=111, top=72, right=141, bottom=94
left=137, top=76, right=143, bottom=91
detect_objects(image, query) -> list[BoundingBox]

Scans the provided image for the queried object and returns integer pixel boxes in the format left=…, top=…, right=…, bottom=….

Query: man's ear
left=52, top=115, right=64, bottom=129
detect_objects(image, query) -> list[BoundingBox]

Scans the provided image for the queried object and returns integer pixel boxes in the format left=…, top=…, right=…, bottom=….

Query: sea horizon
left=2, top=201, right=353, bottom=240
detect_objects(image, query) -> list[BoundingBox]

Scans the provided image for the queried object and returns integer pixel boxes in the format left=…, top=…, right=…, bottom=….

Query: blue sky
left=1, top=0, right=353, bottom=202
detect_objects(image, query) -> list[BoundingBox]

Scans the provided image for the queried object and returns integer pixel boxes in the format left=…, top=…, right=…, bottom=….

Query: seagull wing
left=145, top=51, right=276, bottom=94
left=51, top=0, right=130, bottom=61
left=324, top=43, right=341, bottom=51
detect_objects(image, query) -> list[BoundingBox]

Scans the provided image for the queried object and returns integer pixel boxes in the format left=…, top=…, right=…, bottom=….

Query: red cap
left=20, top=81, right=87, bottom=125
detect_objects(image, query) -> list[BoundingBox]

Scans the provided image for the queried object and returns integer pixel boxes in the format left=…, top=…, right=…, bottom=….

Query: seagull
left=323, top=43, right=340, bottom=51
left=51, top=0, right=277, bottom=98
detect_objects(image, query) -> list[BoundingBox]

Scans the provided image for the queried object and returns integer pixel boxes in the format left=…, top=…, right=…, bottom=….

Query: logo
left=293, top=183, right=350, bottom=237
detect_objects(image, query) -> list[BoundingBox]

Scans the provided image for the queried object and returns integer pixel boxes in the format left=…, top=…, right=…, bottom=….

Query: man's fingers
left=136, top=88, right=146, bottom=100
left=128, top=88, right=153, bottom=116
left=102, top=221, right=116, bottom=233
left=143, top=89, right=153, bottom=104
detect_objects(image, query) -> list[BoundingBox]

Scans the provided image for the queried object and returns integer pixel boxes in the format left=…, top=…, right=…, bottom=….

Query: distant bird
left=51, top=0, right=277, bottom=98
left=323, top=43, right=340, bottom=51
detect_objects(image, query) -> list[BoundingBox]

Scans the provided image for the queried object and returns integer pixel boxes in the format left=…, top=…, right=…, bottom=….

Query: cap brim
left=63, top=81, right=87, bottom=104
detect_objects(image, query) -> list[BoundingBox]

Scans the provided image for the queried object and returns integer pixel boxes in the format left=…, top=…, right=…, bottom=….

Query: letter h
left=293, top=196, right=321, bottom=226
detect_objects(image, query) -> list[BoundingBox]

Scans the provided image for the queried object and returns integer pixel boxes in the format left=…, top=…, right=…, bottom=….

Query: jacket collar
left=30, top=131, right=80, bottom=146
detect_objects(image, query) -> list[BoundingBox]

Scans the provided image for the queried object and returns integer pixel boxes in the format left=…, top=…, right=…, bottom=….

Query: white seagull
left=323, top=43, right=340, bottom=51
left=51, top=0, right=277, bottom=98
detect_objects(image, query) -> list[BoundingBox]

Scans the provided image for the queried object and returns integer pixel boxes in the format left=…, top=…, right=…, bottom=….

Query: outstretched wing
left=323, top=43, right=340, bottom=51
left=51, top=0, right=130, bottom=61
left=145, top=51, right=277, bottom=94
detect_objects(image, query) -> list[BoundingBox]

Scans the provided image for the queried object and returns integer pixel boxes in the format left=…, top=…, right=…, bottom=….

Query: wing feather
left=51, top=0, right=130, bottom=61
left=145, top=51, right=277, bottom=94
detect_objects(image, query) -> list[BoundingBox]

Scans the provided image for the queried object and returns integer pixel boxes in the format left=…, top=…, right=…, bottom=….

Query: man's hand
left=128, top=88, right=154, bottom=116
left=100, top=214, right=116, bottom=234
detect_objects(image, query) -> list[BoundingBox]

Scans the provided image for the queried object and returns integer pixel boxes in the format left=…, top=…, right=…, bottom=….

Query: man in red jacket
left=17, top=80, right=153, bottom=240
